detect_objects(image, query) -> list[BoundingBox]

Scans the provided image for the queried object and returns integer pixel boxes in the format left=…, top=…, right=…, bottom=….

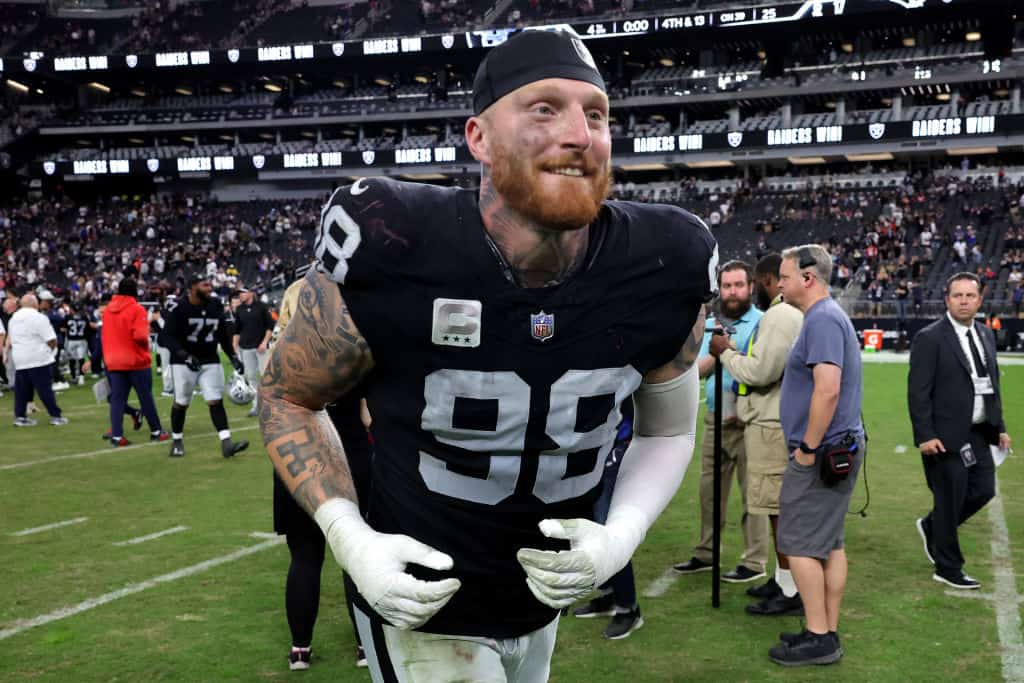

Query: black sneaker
left=723, top=565, right=767, bottom=583
left=916, top=518, right=935, bottom=565
left=673, top=556, right=714, bottom=574
left=747, top=577, right=781, bottom=599
left=780, top=630, right=840, bottom=647
left=933, top=570, right=980, bottom=589
left=131, top=411, right=143, bottom=431
left=573, top=593, right=616, bottom=619
left=169, top=439, right=185, bottom=458
left=746, top=592, right=804, bottom=616
left=221, top=438, right=250, bottom=458
left=355, top=645, right=367, bottom=668
left=289, top=646, right=312, bottom=671
left=603, top=607, right=644, bottom=640
left=769, top=630, right=842, bottom=666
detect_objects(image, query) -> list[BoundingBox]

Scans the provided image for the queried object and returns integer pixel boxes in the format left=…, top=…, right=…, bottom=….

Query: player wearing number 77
left=259, top=29, right=717, bottom=682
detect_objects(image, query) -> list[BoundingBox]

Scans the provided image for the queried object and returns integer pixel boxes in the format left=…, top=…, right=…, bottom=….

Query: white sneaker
left=14, top=417, right=38, bottom=427
left=77, top=376, right=85, bottom=386
left=53, top=382, right=70, bottom=391
left=50, top=416, right=69, bottom=426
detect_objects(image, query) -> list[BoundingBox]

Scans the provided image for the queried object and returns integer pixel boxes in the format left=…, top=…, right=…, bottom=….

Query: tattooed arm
left=517, top=306, right=707, bottom=608
left=258, top=268, right=373, bottom=515
left=259, top=268, right=460, bottom=630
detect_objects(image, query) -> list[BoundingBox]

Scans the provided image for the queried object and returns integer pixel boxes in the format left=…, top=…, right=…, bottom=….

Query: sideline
left=0, top=424, right=260, bottom=471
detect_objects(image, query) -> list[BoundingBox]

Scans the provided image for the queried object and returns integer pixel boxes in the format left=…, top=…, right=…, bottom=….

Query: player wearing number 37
left=259, top=29, right=718, bottom=682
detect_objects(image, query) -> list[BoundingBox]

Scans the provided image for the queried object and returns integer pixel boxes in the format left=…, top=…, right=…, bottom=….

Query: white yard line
left=112, top=525, right=189, bottom=547
left=987, top=479, right=1024, bottom=683
left=10, top=517, right=89, bottom=537
left=0, top=536, right=285, bottom=641
left=643, top=567, right=681, bottom=598
left=0, top=424, right=260, bottom=471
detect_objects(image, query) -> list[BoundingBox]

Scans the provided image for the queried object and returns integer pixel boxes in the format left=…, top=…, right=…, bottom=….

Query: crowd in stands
left=0, top=193, right=321, bottom=308
left=2, top=169, right=1023, bottom=320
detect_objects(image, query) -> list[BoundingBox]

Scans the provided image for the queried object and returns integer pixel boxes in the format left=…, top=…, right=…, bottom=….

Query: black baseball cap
left=472, top=29, right=606, bottom=115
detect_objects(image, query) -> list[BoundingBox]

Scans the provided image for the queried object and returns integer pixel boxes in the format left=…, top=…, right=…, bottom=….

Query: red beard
left=489, top=140, right=610, bottom=231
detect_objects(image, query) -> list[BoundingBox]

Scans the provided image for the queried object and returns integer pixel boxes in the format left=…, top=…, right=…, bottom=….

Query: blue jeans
left=108, top=369, right=162, bottom=437
left=593, top=442, right=637, bottom=609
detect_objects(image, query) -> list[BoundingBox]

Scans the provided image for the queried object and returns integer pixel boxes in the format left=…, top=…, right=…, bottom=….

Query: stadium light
left=902, top=37, right=916, bottom=47
left=6, top=79, right=29, bottom=93
left=87, top=81, right=110, bottom=93
left=788, top=156, right=827, bottom=165
left=846, top=153, right=894, bottom=162
left=947, top=147, right=997, bottom=156
left=684, top=160, right=734, bottom=169
left=264, top=83, right=282, bottom=92
left=174, top=86, right=192, bottom=96
left=621, top=163, right=670, bottom=171
left=965, top=31, right=981, bottom=41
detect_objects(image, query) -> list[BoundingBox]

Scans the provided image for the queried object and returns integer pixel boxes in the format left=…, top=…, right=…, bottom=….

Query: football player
left=260, top=29, right=717, bottom=682
left=64, top=302, right=91, bottom=386
left=161, top=274, right=248, bottom=459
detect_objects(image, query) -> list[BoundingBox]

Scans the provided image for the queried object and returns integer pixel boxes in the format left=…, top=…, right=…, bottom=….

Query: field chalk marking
left=644, top=567, right=681, bottom=598
left=0, top=536, right=285, bottom=641
left=987, top=479, right=1024, bottom=683
left=10, top=517, right=89, bottom=537
left=0, top=424, right=260, bottom=471
left=112, top=525, right=189, bottom=547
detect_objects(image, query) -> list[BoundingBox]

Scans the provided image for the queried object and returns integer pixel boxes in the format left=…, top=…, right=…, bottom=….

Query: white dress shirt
left=946, top=313, right=990, bottom=424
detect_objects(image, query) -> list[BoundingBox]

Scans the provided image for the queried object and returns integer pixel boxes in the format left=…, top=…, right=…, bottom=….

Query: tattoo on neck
left=479, top=170, right=589, bottom=288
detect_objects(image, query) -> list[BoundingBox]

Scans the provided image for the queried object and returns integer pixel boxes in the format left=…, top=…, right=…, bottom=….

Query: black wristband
left=799, top=440, right=820, bottom=454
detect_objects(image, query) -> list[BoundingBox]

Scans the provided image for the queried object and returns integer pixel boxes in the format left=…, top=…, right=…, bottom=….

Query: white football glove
left=516, top=506, right=647, bottom=609
left=315, top=498, right=461, bottom=630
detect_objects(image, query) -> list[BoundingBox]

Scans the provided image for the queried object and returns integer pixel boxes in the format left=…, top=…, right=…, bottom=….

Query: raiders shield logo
left=868, top=123, right=886, bottom=140
left=147, top=158, right=160, bottom=173
left=570, top=36, right=597, bottom=71
left=227, top=49, right=240, bottom=63
left=332, top=42, right=345, bottom=57
left=42, top=161, right=55, bottom=175
left=252, top=154, right=265, bottom=169
left=362, top=150, right=375, bottom=165
left=23, top=59, right=36, bottom=72
left=441, top=34, right=455, bottom=49
left=125, top=54, right=138, bottom=68
left=530, top=311, right=554, bottom=342
left=727, top=131, right=743, bottom=148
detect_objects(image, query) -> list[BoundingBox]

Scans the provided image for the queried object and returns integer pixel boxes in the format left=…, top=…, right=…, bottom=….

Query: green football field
left=1, top=361, right=1021, bottom=682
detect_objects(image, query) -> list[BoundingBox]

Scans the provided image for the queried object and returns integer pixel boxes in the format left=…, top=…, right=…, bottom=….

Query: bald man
left=9, top=294, right=68, bottom=426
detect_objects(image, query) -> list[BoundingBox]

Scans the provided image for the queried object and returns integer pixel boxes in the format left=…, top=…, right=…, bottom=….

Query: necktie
left=966, top=328, right=988, bottom=378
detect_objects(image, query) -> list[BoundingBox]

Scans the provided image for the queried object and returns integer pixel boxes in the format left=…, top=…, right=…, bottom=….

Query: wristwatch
left=798, top=440, right=820, bottom=455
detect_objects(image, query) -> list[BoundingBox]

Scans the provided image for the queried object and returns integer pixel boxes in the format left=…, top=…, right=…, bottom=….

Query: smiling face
left=467, top=78, right=612, bottom=231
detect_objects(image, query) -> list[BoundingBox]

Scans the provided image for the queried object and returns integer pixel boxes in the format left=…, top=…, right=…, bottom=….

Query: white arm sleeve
left=602, top=364, right=700, bottom=556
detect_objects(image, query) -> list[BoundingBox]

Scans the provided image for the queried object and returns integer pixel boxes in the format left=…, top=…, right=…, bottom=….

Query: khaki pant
left=693, top=415, right=770, bottom=570
left=743, top=424, right=790, bottom=516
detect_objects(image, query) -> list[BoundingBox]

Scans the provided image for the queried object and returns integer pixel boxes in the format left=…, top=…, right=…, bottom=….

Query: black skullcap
left=472, top=29, right=605, bottom=115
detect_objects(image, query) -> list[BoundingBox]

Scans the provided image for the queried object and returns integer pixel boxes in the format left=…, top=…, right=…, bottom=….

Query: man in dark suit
left=908, top=272, right=1013, bottom=590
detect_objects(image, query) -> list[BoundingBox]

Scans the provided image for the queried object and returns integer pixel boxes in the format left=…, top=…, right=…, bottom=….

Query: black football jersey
left=66, top=314, right=89, bottom=340
left=161, top=296, right=233, bottom=364
left=315, top=178, right=717, bottom=638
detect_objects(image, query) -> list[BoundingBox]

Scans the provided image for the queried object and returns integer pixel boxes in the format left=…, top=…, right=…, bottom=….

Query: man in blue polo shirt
left=674, top=260, right=769, bottom=583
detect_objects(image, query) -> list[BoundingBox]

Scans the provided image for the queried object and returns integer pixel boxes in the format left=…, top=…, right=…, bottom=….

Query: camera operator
left=770, top=245, right=864, bottom=667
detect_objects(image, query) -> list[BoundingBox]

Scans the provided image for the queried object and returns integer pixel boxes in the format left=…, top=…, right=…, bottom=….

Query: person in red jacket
left=102, top=278, right=168, bottom=446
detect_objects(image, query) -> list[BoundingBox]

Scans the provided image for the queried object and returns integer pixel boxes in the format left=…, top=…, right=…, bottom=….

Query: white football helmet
left=227, top=372, right=256, bottom=405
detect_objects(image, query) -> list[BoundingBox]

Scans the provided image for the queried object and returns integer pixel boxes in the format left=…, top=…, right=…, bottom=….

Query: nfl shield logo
left=227, top=49, right=240, bottom=63
left=23, top=59, right=36, bottom=72
left=727, top=131, right=743, bottom=148
left=125, top=54, right=138, bottom=68
left=252, top=154, right=265, bottom=169
left=362, top=150, right=375, bottom=165
left=530, top=311, right=554, bottom=342
left=147, top=158, right=159, bottom=173
left=43, top=161, right=55, bottom=175
left=441, top=34, right=455, bottom=49
left=868, top=123, right=886, bottom=140
left=332, top=42, right=345, bottom=56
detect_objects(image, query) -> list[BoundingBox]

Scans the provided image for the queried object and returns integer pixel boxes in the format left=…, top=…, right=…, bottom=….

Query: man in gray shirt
left=771, top=244, right=864, bottom=667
